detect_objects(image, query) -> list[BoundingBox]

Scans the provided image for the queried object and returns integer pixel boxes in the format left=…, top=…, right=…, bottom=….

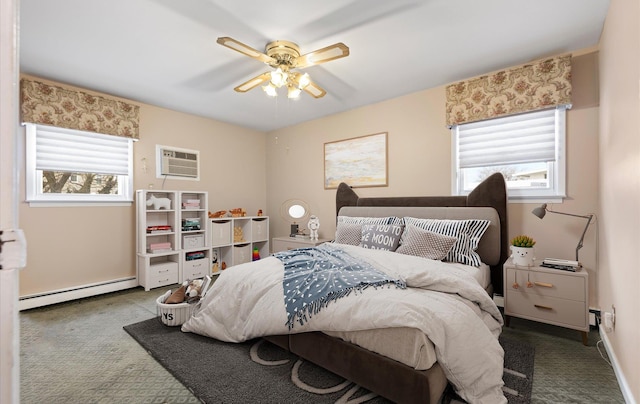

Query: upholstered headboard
left=335, top=172, right=508, bottom=293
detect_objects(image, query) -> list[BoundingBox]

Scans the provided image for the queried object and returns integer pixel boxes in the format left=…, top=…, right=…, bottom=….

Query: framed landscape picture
left=324, top=132, right=388, bottom=189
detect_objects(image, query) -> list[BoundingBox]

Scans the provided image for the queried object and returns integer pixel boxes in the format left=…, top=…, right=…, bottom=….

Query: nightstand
left=271, top=236, right=330, bottom=253
left=503, top=258, right=589, bottom=345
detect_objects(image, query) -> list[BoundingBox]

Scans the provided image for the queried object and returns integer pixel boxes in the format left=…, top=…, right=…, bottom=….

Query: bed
left=183, top=173, right=508, bottom=403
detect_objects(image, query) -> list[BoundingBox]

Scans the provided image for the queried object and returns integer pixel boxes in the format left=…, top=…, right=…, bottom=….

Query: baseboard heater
left=19, top=277, right=138, bottom=311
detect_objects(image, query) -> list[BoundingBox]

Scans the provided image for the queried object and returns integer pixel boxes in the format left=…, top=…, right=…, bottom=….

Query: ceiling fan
left=217, top=37, right=349, bottom=99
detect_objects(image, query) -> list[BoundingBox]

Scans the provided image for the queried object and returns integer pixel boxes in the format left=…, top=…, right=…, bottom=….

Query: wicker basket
left=156, top=290, right=197, bottom=326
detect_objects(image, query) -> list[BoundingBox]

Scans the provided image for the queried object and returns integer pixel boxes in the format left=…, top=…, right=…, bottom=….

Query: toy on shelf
left=308, top=215, right=320, bottom=240
left=257, top=209, right=263, bottom=216
left=252, top=247, right=260, bottom=261
left=230, top=208, right=246, bottom=217
left=233, top=226, right=244, bottom=242
left=208, top=210, right=227, bottom=218
left=146, top=194, right=171, bottom=210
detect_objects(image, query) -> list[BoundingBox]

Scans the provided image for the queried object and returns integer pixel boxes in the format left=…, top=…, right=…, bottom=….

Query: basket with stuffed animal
left=156, top=276, right=211, bottom=326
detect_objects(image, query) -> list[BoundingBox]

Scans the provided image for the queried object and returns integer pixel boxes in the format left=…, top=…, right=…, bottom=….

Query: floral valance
left=445, top=54, right=572, bottom=127
left=21, top=78, right=139, bottom=139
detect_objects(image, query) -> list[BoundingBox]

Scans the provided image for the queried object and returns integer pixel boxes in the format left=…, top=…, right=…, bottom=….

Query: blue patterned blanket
left=273, top=243, right=406, bottom=329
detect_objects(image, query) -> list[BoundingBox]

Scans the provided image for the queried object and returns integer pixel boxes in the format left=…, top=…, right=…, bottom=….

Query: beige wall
left=599, top=0, right=640, bottom=399
left=18, top=76, right=267, bottom=296
left=266, top=87, right=452, bottom=241
left=267, top=53, right=601, bottom=306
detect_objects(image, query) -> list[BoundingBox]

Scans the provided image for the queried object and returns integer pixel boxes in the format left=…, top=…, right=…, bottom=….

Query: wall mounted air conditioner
left=156, top=145, right=200, bottom=180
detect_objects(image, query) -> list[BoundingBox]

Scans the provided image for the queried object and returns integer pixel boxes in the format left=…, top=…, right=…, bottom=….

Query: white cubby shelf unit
left=136, top=190, right=210, bottom=291
left=209, top=216, right=269, bottom=275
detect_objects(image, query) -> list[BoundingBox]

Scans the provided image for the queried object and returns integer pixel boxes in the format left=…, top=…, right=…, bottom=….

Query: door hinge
left=0, top=229, right=27, bottom=270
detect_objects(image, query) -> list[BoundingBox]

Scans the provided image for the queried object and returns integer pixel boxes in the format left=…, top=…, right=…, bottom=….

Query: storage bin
left=233, top=243, right=251, bottom=265
left=156, top=290, right=197, bottom=326
left=210, top=220, right=232, bottom=246
left=182, top=233, right=205, bottom=249
left=252, top=218, right=268, bottom=241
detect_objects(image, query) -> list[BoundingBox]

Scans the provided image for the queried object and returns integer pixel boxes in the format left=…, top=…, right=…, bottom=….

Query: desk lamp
left=532, top=203, right=593, bottom=262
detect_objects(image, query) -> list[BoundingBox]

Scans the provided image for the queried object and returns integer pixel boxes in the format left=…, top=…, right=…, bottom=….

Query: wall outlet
left=603, top=305, right=616, bottom=332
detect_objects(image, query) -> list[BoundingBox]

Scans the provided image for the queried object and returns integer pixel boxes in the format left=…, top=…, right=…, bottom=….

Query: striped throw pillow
left=401, top=217, right=490, bottom=266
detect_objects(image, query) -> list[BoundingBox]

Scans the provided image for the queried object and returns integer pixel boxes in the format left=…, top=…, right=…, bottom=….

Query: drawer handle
left=534, top=304, right=553, bottom=310
left=534, top=281, right=553, bottom=288
left=158, top=278, right=169, bottom=283
left=159, top=269, right=169, bottom=273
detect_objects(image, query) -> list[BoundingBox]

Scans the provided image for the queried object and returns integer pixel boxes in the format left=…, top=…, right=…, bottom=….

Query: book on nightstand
left=540, top=258, right=582, bottom=272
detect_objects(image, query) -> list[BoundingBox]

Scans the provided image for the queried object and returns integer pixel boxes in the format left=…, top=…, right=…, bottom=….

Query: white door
left=0, top=0, right=23, bottom=402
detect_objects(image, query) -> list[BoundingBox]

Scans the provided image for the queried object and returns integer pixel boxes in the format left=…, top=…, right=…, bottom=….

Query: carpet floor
left=124, top=317, right=534, bottom=403
left=19, top=286, right=625, bottom=403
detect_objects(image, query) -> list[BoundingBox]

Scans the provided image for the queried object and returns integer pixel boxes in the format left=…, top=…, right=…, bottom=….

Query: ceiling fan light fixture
left=287, top=86, right=302, bottom=99
left=218, top=37, right=348, bottom=100
left=298, top=73, right=311, bottom=89
left=262, top=83, right=277, bottom=97
left=270, top=67, right=288, bottom=88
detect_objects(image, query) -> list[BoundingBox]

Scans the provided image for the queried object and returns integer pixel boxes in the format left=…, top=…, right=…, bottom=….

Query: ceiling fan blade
left=303, top=81, right=327, bottom=99
left=295, top=43, right=349, bottom=69
left=234, top=72, right=271, bottom=93
left=217, top=37, right=275, bottom=65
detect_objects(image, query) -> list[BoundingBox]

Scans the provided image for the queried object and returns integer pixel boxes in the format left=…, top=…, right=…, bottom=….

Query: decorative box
left=183, top=234, right=205, bottom=249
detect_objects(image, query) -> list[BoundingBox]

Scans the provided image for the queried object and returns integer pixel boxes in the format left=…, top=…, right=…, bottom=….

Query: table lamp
left=532, top=203, right=593, bottom=262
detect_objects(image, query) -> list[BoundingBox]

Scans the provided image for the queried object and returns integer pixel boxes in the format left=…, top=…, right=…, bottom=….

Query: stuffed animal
left=185, top=278, right=204, bottom=303
left=165, top=284, right=186, bottom=304
left=146, top=195, right=171, bottom=210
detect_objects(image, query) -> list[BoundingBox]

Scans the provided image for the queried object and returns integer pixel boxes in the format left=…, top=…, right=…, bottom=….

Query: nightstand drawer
left=506, top=291, right=588, bottom=330
left=506, top=268, right=586, bottom=301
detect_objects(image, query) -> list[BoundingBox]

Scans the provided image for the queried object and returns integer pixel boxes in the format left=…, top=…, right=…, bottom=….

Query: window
left=25, top=123, right=134, bottom=204
left=451, top=107, right=567, bottom=201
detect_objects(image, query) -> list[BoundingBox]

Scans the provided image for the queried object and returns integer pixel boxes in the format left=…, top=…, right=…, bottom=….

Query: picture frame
left=324, top=132, right=388, bottom=189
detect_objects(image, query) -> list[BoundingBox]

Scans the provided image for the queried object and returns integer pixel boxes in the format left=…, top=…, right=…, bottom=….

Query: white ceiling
left=19, top=0, right=609, bottom=132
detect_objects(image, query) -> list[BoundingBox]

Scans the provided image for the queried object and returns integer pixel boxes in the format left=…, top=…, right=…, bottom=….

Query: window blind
left=456, top=107, right=562, bottom=169
left=34, top=124, right=131, bottom=175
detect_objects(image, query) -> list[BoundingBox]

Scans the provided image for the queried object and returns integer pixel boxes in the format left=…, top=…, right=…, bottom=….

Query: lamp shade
left=532, top=203, right=547, bottom=219
left=530, top=203, right=594, bottom=262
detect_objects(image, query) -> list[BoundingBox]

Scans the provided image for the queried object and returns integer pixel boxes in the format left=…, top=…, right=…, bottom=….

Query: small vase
left=511, top=246, right=535, bottom=266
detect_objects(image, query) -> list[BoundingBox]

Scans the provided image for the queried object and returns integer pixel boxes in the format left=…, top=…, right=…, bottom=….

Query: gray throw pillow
left=334, top=216, right=402, bottom=246
left=396, top=224, right=457, bottom=260
left=360, top=223, right=404, bottom=251
left=334, top=223, right=364, bottom=246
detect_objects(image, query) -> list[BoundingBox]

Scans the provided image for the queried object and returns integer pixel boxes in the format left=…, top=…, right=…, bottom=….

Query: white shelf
left=209, top=216, right=269, bottom=272
left=136, top=190, right=211, bottom=290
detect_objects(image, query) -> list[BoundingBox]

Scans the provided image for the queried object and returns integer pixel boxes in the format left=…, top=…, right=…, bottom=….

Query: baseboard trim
left=598, top=325, right=637, bottom=404
left=19, top=278, right=138, bottom=311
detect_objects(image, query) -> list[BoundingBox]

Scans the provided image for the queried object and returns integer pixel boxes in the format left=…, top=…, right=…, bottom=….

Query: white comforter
left=182, top=243, right=506, bottom=403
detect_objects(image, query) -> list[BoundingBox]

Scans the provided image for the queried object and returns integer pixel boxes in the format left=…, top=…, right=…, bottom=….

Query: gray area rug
left=124, top=318, right=534, bottom=403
